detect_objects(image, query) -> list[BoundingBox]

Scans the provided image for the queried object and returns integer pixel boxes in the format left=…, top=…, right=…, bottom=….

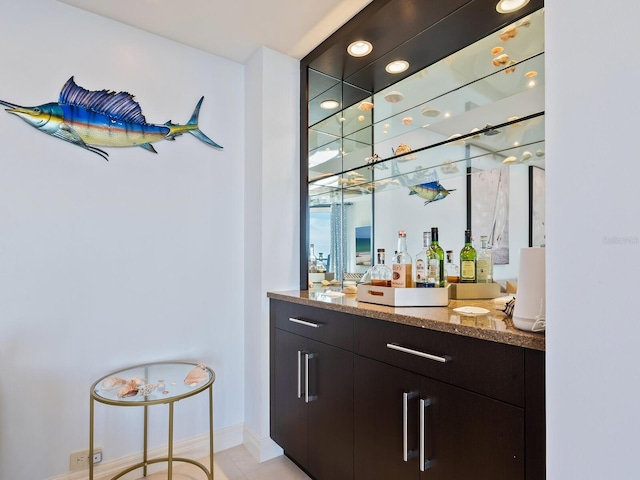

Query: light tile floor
left=135, top=445, right=311, bottom=480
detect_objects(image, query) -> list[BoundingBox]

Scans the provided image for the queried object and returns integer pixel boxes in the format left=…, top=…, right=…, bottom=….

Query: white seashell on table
left=102, top=377, right=126, bottom=389
left=184, top=363, right=208, bottom=386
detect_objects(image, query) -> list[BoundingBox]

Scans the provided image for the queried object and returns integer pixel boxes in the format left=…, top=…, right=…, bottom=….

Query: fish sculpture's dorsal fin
left=58, top=77, right=148, bottom=125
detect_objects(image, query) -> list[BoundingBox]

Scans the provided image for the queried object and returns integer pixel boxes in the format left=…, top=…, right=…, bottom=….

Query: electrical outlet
left=69, top=447, right=102, bottom=471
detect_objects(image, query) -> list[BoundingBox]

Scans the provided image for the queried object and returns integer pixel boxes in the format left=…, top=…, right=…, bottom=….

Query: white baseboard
left=48, top=423, right=244, bottom=480
left=242, top=424, right=283, bottom=463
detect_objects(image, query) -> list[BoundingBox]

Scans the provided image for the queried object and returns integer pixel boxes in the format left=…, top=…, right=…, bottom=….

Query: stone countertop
left=267, top=289, right=545, bottom=351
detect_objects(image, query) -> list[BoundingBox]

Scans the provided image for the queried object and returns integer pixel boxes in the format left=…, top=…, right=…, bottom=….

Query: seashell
left=491, top=46, right=504, bottom=55
left=394, top=144, right=416, bottom=161
left=358, top=101, right=374, bottom=111
left=522, top=151, right=533, bottom=161
left=525, top=71, right=538, bottom=78
left=184, top=363, right=208, bottom=386
left=102, top=376, right=126, bottom=390
left=330, top=279, right=341, bottom=285
left=517, top=16, right=531, bottom=28
left=383, top=91, right=404, bottom=103
left=131, top=377, right=146, bottom=386
left=498, top=25, right=518, bottom=42
left=536, top=149, right=545, bottom=157
left=117, top=380, right=139, bottom=398
left=321, top=279, right=331, bottom=286
left=342, top=285, right=357, bottom=294
left=492, top=53, right=510, bottom=67
left=358, top=115, right=365, bottom=121
left=137, top=383, right=159, bottom=397
left=447, top=134, right=465, bottom=146
left=308, top=281, right=313, bottom=288
left=402, top=116, right=413, bottom=125
left=502, top=156, right=518, bottom=165
left=469, top=127, right=481, bottom=139
left=505, top=61, right=517, bottom=74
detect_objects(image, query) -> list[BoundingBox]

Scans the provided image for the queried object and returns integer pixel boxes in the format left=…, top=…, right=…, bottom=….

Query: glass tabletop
left=91, top=361, right=215, bottom=406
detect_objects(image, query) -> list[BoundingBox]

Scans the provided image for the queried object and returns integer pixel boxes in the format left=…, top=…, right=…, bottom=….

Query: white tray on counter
left=356, top=283, right=449, bottom=307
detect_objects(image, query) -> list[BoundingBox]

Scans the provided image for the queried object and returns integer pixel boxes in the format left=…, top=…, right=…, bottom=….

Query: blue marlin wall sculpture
left=0, top=77, right=222, bottom=161
left=392, top=160, right=455, bottom=205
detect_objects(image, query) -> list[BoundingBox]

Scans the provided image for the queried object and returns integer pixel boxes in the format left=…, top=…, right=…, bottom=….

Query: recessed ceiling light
left=496, top=0, right=530, bottom=14
left=385, top=60, right=409, bottom=74
left=347, top=40, right=373, bottom=57
left=320, top=100, right=340, bottom=109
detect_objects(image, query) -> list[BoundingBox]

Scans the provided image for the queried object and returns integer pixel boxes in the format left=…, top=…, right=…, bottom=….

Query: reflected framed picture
left=529, top=166, right=546, bottom=247
left=469, top=166, right=510, bottom=265
left=355, top=225, right=372, bottom=266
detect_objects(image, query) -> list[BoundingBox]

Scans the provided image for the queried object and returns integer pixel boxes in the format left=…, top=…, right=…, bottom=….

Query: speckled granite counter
left=267, top=289, right=545, bottom=351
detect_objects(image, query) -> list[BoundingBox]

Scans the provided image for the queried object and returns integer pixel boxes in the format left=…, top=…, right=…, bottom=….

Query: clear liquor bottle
left=316, top=253, right=326, bottom=273
left=414, top=231, right=431, bottom=287
left=308, top=244, right=317, bottom=273
left=460, top=230, right=477, bottom=283
left=370, top=249, right=392, bottom=287
left=429, top=227, right=445, bottom=287
left=476, top=236, right=493, bottom=283
left=445, top=250, right=460, bottom=284
left=392, top=230, right=413, bottom=288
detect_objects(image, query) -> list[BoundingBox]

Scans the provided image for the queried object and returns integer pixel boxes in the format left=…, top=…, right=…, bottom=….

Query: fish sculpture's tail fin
left=186, top=97, right=223, bottom=149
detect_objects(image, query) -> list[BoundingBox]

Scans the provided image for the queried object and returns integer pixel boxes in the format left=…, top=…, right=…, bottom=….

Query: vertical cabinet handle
left=304, top=353, right=316, bottom=403
left=297, top=351, right=303, bottom=399
left=420, top=398, right=432, bottom=472
left=403, top=391, right=418, bottom=461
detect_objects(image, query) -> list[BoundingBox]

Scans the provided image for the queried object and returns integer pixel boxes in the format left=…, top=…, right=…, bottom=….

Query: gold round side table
left=89, top=361, right=215, bottom=479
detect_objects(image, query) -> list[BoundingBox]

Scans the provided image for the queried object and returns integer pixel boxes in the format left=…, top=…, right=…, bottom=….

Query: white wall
left=0, top=1, right=245, bottom=478
left=547, top=1, right=640, bottom=478
left=243, top=46, right=299, bottom=460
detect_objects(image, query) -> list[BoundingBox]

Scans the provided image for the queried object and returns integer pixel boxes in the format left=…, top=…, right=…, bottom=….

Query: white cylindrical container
left=513, top=247, right=546, bottom=332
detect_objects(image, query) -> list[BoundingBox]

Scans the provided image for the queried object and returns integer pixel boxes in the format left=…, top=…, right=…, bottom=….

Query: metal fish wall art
left=392, top=160, right=455, bottom=205
left=0, top=77, right=223, bottom=161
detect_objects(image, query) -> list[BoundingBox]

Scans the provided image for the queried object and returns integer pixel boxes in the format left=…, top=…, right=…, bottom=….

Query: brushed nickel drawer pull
left=289, top=317, right=322, bottom=328
left=403, top=391, right=418, bottom=461
left=386, top=343, right=451, bottom=363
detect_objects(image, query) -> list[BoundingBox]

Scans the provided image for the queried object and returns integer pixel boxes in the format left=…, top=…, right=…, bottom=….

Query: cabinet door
left=420, top=377, right=525, bottom=480
left=307, top=339, right=354, bottom=480
left=273, top=329, right=308, bottom=467
left=354, top=355, right=421, bottom=480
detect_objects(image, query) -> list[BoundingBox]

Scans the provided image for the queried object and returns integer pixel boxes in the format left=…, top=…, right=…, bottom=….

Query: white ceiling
left=57, top=0, right=373, bottom=64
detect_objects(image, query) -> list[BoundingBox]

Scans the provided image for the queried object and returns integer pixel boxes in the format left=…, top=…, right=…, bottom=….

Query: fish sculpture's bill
left=0, top=77, right=222, bottom=160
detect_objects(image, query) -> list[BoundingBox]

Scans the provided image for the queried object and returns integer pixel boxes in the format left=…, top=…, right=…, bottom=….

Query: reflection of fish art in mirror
left=470, top=167, right=510, bottom=265
left=392, top=161, right=455, bottom=205
left=0, top=77, right=222, bottom=161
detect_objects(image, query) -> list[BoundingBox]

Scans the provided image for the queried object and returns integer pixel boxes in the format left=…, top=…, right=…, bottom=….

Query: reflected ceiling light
left=383, top=91, right=404, bottom=103
left=528, top=80, right=536, bottom=87
left=320, top=99, right=340, bottom=109
left=347, top=40, right=373, bottom=57
left=496, top=0, right=530, bottom=13
left=386, top=60, right=410, bottom=74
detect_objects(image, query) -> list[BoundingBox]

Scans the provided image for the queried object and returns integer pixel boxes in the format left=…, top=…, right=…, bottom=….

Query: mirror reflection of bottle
left=477, top=236, right=493, bottom=283
left=316, top=253, right=326, bottom=273
left=392, top=231, right=413, bottom=288
left=308, top=244, right=317, bottom=273
left=429, top=227, right=445, bottom=287
left=371, top=249, right=392, bottom=287
left=415, top=231, right=431, bottom=287
left=460, top=230, right=477, bottom=283
left=445, top=250, right=460, bottom=284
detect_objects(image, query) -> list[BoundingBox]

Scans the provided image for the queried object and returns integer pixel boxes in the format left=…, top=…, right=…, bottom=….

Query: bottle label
left=392, top=264, right=412, bottom=288
left=427, top=259, right=440, bottom=287
left=461, top=260, right=476, bottom=281
left=477, top=259, right=491, bottom=282
left=415, top=259, right=426, bottom=281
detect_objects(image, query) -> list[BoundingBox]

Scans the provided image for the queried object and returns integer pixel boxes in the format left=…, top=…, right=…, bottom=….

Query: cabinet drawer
left=270, top=300, right=353, bottom=350
left=354, top=316, right=524, bottom=406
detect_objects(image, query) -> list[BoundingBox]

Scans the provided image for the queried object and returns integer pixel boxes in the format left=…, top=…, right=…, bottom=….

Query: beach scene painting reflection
left=355, top=226, right=372, bottom=266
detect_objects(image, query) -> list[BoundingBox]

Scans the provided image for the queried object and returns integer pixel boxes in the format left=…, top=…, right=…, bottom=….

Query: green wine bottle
left=460, top=230, right=477, bottom=283
left=429, top=227, right=445, bottom=287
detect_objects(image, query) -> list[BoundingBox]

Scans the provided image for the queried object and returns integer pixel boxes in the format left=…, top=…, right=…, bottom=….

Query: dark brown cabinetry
left=270, top=300, right=354, bottom=480
left=269, top=298, right=545, bottom=480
